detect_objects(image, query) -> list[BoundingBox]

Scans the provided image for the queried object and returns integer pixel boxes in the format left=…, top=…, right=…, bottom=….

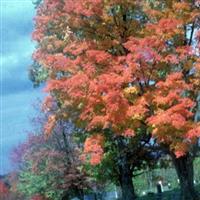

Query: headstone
left=167, top=182, right=171, bottom=189
left=157, top=181, right=163, bottom=193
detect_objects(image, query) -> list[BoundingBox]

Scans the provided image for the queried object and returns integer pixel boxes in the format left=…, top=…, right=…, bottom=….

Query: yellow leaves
left=102, top=11, right=113, bottom=23
left=124, top=86, right=139, bottom=95
left=131, top=114, right=143, bottom=120
left=78, top=102, right=84, bottom=109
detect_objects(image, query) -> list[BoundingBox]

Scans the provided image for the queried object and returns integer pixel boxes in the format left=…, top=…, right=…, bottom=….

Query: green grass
left=137, top=185, right=200, bottom=200
left=132, top=158, right=200, bottom=198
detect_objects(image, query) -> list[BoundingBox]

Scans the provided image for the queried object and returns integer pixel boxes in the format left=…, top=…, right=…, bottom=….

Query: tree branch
left=189, top=22, right=195, bottom=46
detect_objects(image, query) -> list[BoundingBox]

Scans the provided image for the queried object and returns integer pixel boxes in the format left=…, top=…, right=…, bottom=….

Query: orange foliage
left=122, top=129, right=135, bottom=138
left=32, top=0, right=200, bottom=159
left=83, top=134, right=104, bottom=165
left=44, top=114, right=56, bottom=137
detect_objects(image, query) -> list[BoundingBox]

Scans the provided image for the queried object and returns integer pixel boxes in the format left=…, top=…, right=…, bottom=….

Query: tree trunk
left=62, top=193, right=69, bottom=200
left=72, top=187, right=84, bottom=200
left=62, top=188, right=84, bottom=200
left=171, top=153, right=199, bottom=200
left=116, top=137, right=137, bottom=200
left=118, top=161, right=137, bottom=200
left=77, top=189, right=84, bottom=200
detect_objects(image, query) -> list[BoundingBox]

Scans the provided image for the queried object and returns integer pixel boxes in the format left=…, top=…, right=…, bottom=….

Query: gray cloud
left=1, top=0, right=36, bottom=95
left=1, top=0, right=43, bottom=174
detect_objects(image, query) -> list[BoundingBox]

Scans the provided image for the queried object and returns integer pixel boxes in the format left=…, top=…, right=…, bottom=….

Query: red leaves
left=123, top=37, right=139, bottom=52
left=0, top=181, right=9, bottom=195
left=127, top=97, right=149, bottom=120
left=0, top=181, right=9, bottom=200
left=147, top=72, right=197, bottom=157
left=32, top=30, right=45, bottom=42
left=31, top=194, right=47, bottom=200
left=63, top=41, right=89, bottom=56
left=32, top=16, right=49, bottom=41
left=147, top=18, right=182, bottom=38
left=173, top=142, right=190, bottom=158
left=122, top=129, right=135, bottom=138
left=86, top=50, right=111, bottom=64
left=11, top=134, right=45, bottom=165
left=186, top=126, right=200, bottom=139
left=65, top=73, right=89, bottom=99
left=32, top=0, right=200, bottom=160
left=87, top=116, right=108, bottom=130
left=157, top=18, right=181, bottom=32
left=83, top=134, right=104, bottom=165
left=83, top=90, right=130, bottom=130
left=148, top=111, right=187, bottom=130
left=96, top=73, right=128, bottom=91
left=148, top=73, right=195, bottom=130
left=44, top=79, right=63, bottom=92
left=103, top=91, right=129, bottom=124
left=175, top=151, right=186, bottom=158
left=65, top=0, right=103, bottom=17
left=32, top=0, right=66, bottom=42
left=156, top=72, right=185, bottom=88
left=176, top=46, right=193, bottom=61
left=44, top=73, right=89, bottom=99
left=154, top=72, right=192, bottom=107
left=164, top=54, right=179, bottom=65
left=48, top=54, right=72, bottom=71
left=124, top=37, right=162, bottom=63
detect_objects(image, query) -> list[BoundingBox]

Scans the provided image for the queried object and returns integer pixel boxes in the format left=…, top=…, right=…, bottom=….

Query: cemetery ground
left=137, top=185, right=200, bottom=200
left=98, top=157, right=200, bottom=200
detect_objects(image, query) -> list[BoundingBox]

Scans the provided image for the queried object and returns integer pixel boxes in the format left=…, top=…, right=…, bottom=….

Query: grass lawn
left=137, top=185, right=200, bottom=200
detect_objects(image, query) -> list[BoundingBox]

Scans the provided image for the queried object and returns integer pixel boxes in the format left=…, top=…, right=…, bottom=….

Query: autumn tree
left=0, top=181, right=9, bottom=200
left=14, top=122, right=90, bottom=200
left=32, top=0, right=200, bottom=199
left=31, top=1, right=157, bottom=199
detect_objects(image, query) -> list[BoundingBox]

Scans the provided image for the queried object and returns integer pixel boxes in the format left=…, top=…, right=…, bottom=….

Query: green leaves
left=17, top=161, right=65, bottom=200
left=29, top=62, right=49, bottom=87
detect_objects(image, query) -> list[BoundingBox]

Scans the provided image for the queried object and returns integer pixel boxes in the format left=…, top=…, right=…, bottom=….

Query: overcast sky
left=1, top=0, right=43, bottom=174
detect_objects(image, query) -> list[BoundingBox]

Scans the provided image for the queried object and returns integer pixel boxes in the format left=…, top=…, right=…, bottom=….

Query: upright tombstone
left=157, top=183, right=162, bottom=194
left=156, top=181, right=163, bottom=200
